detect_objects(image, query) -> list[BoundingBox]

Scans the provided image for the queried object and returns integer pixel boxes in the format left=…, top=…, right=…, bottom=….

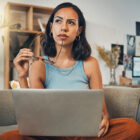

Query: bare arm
left=29, top=60, right=45, bottom=88
left=18, top=77, right=29, bottom=88
left=13, top=48, right=33, bottom=88
left=83, top=56, right=109, bottom=137
left=87, top=57, right=109, bottom=119
left=13, top=48, right=45, bottom=88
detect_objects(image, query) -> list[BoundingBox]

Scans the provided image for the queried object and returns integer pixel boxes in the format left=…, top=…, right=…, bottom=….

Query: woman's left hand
left=98, top=112, right=109, bottom=137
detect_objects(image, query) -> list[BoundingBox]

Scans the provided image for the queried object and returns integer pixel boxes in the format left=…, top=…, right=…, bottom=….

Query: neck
left=49, top=43, right=76, bottom=68
left=55, top=44, right=73, bottom=61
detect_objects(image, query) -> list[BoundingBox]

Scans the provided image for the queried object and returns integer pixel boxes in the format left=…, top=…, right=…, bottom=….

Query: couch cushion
left=0, top=90, right=17, bottom=126
left=104, top=87, right=140, bottom=119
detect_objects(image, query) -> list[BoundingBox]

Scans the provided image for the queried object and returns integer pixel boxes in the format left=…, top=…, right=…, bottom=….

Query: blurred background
left=0, top=0, right=140, bottom=89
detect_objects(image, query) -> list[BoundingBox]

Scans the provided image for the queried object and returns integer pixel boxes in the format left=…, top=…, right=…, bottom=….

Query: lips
left=58, top=34, right=68, bottom=40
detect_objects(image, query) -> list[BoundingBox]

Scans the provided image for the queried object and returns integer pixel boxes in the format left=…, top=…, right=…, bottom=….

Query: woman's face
left=50, top=7, right=82, bottom=47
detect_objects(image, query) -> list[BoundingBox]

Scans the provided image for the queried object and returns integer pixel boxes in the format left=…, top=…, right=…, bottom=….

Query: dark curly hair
left=42, top=2, right=91, bottom=60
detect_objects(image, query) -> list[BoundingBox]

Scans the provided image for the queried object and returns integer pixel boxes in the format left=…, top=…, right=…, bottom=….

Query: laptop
left=11, top=89, right=103, bottom=137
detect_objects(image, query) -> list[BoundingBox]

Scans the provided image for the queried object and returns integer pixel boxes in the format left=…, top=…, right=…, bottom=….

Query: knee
left=126, top=118, right=140, bottom=137
left=0, top=130, right=20, bottom=138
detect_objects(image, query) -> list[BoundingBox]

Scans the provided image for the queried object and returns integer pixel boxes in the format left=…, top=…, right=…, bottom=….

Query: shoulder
left=83, top=56, right=100, bottom=78
left=30, top=59, right=45, bottom=71
left=29, top=59, right=46, bottom=82
left=84, top=56, right=99, bottom=66
left=83, top=56, right=102, bottom=89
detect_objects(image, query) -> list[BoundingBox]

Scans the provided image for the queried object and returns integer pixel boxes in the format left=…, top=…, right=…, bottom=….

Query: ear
left=76, top=26, right=83, bottom=36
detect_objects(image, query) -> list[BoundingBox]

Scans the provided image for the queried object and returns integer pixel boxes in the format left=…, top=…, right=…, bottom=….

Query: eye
left=54, top=19, right=62, bottom=23
left=68, top=20, right=75, bottom=25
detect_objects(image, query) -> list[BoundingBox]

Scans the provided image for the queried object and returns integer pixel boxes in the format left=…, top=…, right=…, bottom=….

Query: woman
left=1, top=2, right=140, bottom=140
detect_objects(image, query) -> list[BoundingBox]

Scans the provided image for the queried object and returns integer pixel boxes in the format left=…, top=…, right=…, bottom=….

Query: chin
left=55, top=39, right=73, bottom=47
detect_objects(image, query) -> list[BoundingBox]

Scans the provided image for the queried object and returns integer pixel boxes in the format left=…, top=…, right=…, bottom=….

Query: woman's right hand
left=13, top=48, right=33, bottom=78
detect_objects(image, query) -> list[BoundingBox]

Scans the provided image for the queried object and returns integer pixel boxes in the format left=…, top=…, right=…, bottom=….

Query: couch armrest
left=104, top=87, right=140, bottom=120
left=0, top=90, right=17, bottom=126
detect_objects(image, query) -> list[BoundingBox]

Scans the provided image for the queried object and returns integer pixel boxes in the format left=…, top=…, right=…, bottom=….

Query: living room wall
left=0, top=0, right=140, bottom=89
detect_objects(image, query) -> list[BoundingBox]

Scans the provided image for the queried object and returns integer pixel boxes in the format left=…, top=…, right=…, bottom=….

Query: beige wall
left=0, top=0, right=140, bottom=89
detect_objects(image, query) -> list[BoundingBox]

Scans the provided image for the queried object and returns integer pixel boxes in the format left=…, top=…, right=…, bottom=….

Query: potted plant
left=96, top=45, right=120, bottom=85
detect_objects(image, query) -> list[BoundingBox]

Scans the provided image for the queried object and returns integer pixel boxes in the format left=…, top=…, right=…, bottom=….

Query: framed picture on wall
left=136, top=36, right=140, bottom=56
left=136, top=21, right=140, bottom=36
left=111, top=44, right=124, bottom=65
left=127, top=35, right=136, bottom=57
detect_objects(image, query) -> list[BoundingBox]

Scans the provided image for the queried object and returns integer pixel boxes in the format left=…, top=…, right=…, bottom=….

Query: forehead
left=54, top=7, right=78, bottom=19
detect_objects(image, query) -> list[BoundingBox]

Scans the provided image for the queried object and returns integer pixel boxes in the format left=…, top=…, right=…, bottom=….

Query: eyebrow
left=54, top=16, right=78, bottom=21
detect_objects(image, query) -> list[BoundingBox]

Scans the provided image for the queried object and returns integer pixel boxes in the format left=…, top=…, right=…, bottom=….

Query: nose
left=61, top=21, right=68, bottom=32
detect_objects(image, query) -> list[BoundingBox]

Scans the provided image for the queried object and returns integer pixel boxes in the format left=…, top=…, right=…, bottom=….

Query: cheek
left=72, top=26, right=79, bottom=36
left=71, top=29, right=78, bottom=40
left=52, top=25, right=58, bottom=35
left=51, top=27, right=59, bottom=40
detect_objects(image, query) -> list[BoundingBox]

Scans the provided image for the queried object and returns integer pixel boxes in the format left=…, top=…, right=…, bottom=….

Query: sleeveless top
left=44, top=56, right=89, bottom=89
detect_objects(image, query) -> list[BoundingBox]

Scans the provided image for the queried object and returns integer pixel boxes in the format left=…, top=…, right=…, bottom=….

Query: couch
left=0, top=87, right=140, bottom=134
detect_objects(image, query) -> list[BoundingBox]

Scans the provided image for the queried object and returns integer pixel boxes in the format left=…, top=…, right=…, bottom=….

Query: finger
left=99, top=119, right=105, bottom=130
left=17, top=51, right=33, bottom=58
left=99, top=123, right=104, bottom=130
left=19, top=50, right=33, bottom=55
left=20, top=48, right=32, bottom=52
left=98, top=126, right=106, bottom=137
left=18, top=49, right=33, bottom=55
left=18, top=53, right=33, bottom=58
left=98, top=121, right=109, bottom=137
left=14, top=57, right=30, bottom=65
left=103, top=121, right=109, bottom=136
left=14, top=53, right=31, bottom=64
